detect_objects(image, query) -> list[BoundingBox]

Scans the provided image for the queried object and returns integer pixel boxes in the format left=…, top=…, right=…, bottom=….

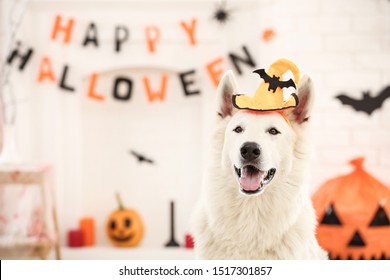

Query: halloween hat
left=232, top=58, right=300, bottom=111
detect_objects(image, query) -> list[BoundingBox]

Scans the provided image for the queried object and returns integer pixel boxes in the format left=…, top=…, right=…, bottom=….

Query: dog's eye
left=268, top=127, right=280, bottom=135
left=233, top=126, right=244, bottom=133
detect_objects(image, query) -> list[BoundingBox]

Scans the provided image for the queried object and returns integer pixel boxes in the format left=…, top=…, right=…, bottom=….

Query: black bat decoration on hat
left=130, top=150, right=154, bottom=164
left=253, top=69, right=296, bottom=93
left=335, top=86, right=390, bottom=115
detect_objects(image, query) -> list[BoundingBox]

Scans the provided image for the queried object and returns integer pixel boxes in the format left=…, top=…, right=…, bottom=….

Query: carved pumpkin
left=106, top=193, right=144, bottom=247
left=312, top=157, right=390, bottom=260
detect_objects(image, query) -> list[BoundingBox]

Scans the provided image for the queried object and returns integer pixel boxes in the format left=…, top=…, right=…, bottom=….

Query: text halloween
left=6, top=15, right=257, bottom=103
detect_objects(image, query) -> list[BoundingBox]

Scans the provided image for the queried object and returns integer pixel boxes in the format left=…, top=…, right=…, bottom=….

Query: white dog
left=192, top=70, right=327, bottom=259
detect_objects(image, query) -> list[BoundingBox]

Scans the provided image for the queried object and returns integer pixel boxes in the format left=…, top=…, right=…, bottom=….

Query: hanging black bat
left=129, top=150, right=154, bottom=164
left=253, top=69, right=296, bottom=93
left=335, top=86, right=390, bottom=115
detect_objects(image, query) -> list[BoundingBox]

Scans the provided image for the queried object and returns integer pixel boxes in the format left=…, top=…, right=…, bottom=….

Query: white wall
left=0, top=0, right=389, bottom=249
left=255, top=0, right=390, bottom=188
left=1, top=0, right=261, bottom=247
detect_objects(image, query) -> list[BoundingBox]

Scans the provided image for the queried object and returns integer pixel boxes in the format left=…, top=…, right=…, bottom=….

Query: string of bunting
left=5, top=15, right=258, bottom=104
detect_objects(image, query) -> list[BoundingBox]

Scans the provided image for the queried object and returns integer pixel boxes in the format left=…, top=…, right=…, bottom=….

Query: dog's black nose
left=240, top=142, right=261, bottom=161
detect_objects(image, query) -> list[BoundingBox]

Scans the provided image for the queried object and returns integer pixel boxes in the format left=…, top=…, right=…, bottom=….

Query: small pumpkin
left=106, top=193, right=144, bottom=247
left=312, top=157, right=390, bottom=260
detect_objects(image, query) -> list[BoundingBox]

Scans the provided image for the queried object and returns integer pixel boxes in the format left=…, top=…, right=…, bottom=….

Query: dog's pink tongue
left=240, top=168, right=266, bottom=191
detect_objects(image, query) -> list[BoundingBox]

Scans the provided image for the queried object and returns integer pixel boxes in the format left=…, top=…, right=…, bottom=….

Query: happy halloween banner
left=6, top=15, right=258, bottom=103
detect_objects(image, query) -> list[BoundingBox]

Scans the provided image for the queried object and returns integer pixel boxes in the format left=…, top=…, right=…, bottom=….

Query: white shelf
left=49, top=246, right=195, bottom=260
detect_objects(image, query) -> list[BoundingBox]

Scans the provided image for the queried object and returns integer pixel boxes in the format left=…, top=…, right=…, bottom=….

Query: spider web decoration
left=212, top=0, right=234, bottom=25
left=0, top=0, right=31, bottom=125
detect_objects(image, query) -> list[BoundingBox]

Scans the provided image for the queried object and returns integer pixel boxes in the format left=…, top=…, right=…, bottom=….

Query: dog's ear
left=216, top=70, right=239, bottom=118
left=285, top=74, right=314, bottom=124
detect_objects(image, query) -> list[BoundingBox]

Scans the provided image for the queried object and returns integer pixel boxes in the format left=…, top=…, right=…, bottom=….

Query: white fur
left=192, top=71, right=328, bottom=259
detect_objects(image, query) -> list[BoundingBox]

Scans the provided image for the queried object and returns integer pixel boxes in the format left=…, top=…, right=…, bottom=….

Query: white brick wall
left=0, top=2, right=388, bottom=167
left=0, top=1, right=385, bottom=191
left=320, top=0, right=378, bottom=15
left=0, top=0, right=389, bottom=249
left=271, top=0, right=390, bottom=188
left=259, top=0, right=390, bottom=188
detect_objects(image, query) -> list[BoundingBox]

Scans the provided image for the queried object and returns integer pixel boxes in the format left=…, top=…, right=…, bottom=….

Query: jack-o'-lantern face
left=316, top=203, right=390, bottom=260
left=106, top=209, right=144, bottom=247
left=106, top=193, right=144, bottom=247
left=313, top=158, right=390, bottom=260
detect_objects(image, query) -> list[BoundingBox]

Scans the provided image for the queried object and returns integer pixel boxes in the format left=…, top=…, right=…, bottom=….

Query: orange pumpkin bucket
left=312, top=157, right=390, bottom=260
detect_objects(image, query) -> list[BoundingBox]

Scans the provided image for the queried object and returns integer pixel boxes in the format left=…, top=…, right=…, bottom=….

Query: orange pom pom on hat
left=232, top=58, right=300, bottom=111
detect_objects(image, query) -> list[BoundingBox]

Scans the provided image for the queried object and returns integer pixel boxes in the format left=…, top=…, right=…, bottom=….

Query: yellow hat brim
left=232, top=93, right=299, bottom=111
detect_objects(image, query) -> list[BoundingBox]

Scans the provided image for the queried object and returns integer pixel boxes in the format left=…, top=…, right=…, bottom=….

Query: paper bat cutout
left=253, top=69, right=296, bottom=93
left=335, top=86, right=390, bottom=115
left=129, top=150, right=154, bottom=164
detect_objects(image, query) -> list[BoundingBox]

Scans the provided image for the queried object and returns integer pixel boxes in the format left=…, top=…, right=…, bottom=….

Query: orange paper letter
left=87, top=73, right=105, bottom=102
left=143, top=74, right=168, bottom=102
left=37, top=56, right=56, bottom=83
left=206, top=57, right=225, bottom=87
left=145, top=26, right=160, bottom=53
left=180, top=18, right=197, bottom=46
left=51, top=15, right=75, bottom=44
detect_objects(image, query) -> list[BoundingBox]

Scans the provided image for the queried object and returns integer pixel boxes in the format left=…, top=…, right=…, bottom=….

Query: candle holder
left=164, top=200, right=180, bottom=247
